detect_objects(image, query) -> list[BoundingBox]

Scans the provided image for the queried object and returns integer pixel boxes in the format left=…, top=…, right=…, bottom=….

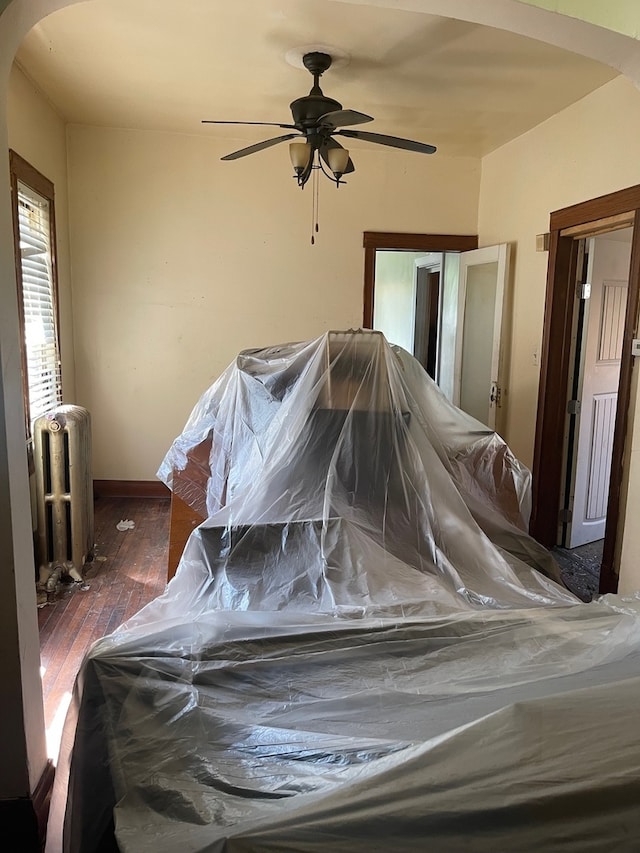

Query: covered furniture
left=58, top=332, right=640, bottom=852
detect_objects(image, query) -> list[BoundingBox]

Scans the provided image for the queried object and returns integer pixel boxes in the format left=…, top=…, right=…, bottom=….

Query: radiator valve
left=38, top=560, right=84, bottom=595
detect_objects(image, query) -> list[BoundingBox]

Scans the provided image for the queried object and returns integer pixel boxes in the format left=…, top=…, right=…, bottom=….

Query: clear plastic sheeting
left=59, top=331, right=640, bottom=852
left=158, top=330, right=565, bottom=604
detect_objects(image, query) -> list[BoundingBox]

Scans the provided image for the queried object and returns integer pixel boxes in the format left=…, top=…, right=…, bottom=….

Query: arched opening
left=2, top=2, right=640, bottom=848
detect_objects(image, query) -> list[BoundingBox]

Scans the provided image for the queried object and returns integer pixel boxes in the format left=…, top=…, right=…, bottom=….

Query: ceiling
left=15, top=0, right=618, bottom=158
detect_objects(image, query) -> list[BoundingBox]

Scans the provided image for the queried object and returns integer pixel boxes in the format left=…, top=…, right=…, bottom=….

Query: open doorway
left=371, top=249, right=446, bottom=378
left=363, top=232, right=511, bottom=432
left=552, top=229, right=632, bottom=598
left=531, top=187, right=640, bottom=597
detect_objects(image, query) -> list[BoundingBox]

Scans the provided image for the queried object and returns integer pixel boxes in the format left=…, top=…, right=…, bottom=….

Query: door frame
left=530, top=185, right=640, bottom=593
left=362, top=232, right=478, bottom=328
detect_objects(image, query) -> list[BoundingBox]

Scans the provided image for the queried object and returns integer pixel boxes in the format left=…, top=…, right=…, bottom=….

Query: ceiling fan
left=202, top=51, right=437, bottom=189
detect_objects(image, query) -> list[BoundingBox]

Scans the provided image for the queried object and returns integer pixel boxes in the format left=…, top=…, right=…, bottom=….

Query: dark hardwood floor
left=39, top=496, right=170, bottom=759
left=42, top=496, right=170, bottom=852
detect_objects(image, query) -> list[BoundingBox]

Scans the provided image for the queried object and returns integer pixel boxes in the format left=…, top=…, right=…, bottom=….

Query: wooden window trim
left=9, top=150, right=61, bottom=438
left=362, top=232, right=478, bottom=327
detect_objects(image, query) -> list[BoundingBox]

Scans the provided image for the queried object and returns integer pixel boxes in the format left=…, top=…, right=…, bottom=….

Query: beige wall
left=478, top=74, right=640, bottom=591
left=479, top=74, right=640, bottom=464
left=7, top=64, right=76, bottom=400
left=66, top=123, right=480, bottom=480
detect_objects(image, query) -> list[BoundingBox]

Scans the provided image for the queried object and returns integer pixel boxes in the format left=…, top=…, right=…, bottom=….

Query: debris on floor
left=552, top=539, right=603, bottom=601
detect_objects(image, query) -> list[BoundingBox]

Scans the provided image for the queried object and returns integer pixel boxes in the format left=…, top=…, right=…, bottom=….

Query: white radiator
left=33, top=405, right=94, bottom=587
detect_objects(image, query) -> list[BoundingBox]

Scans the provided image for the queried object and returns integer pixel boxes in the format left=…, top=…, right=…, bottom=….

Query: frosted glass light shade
left=327, top=147, right=349, bottom=176
left=289, top=142, right=311, bottom=172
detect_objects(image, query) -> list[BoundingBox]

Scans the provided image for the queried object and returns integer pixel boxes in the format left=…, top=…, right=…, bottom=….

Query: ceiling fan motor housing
left=290, top=51, right=342, bottom=129
left=289, top=94, right=343, bottom=128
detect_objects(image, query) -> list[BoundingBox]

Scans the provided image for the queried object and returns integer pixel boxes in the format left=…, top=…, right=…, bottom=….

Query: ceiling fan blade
left=203, top=120, right=298, bottom=129
left=337, top=129, right=437, bottom=154
left=319, top=138, right=355, bottom=174
left=221, top=133, right=301, bottom=161
left=318, top=109, right=374, bottom=129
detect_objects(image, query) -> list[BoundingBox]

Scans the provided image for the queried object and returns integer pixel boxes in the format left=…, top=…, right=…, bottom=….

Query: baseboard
left=33, top=759, right=55, bottom=848
left=0, top=759, right=54, bottom=852
left=93, top=480, right=170, bottom=499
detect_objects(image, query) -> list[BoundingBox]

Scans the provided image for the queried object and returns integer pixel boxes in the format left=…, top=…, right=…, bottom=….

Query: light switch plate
left=632, top=339, right=640, bottom=357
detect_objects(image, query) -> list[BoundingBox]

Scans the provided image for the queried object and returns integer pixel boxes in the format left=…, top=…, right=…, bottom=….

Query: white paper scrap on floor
left=59, top=331, right=640, bottom=853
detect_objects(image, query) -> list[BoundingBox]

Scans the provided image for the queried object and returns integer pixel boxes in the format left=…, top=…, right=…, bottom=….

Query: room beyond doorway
left=372, top=249, right=444, bottom=378
left=559, top=229, right=632, bottom=555
left=363, top=232, right=512, bottom=433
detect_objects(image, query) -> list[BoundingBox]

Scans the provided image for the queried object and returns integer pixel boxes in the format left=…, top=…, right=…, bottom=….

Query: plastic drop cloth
left=58, top=331, right=640, bottom=853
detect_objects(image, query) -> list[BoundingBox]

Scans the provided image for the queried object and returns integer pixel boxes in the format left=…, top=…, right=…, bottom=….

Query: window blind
left=16, top=180, right=62, bottom=423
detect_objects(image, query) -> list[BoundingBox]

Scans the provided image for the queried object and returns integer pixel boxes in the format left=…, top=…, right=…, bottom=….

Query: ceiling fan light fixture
left=289, top=141, right=311, bottom=175
left=327, top=147, right=350, bottom=180
left=207, top=49, right=436, bottom=241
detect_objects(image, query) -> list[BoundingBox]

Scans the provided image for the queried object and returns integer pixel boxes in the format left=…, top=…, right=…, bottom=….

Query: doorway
left=531, top=188, right=640, bottom=595
left=363, top=232, right=511, bottom=431
left=372, top=249, right=440, bottom=360
left=560, top=231, right=631, bottom=550
left=552, top=229, right=633, bottom=598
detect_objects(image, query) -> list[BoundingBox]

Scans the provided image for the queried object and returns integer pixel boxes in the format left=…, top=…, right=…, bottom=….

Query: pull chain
left=314, top=165, right=320, bottom=238
left=311, top=163, right=320, bottom=245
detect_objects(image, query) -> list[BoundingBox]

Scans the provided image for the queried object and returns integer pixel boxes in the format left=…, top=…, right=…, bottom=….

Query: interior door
left=566, top=234, right=630, bottom=548
left=454, top=244, right=509, bottom=429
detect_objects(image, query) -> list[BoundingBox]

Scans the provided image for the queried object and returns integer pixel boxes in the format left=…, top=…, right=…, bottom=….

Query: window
left=9, top=150, right=62, bottom=434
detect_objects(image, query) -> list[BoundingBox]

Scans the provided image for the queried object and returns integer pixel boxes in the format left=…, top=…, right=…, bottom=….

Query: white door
left=453, top=244, right=510, bottom=429
left=567, top=234, right=630, bottom=548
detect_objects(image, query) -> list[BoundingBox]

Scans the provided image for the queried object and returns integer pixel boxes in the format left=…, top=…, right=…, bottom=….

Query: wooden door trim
left=549, top=185, right=640, bottom=231
left=531, top=183, right=640, bottom=594
left=362, top=232, right=477, bottom=328
left=530, top=233, right=579, bottom=547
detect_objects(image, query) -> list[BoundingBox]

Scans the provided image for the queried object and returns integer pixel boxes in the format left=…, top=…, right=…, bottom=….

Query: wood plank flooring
left=39, top=496, right=170, bottom=758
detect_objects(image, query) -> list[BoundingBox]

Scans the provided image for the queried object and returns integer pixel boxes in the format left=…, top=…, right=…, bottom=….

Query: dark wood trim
left=532, top=187, right=640, bottom=594
left=530, top=233, right=579, bottom=545
left=9, top=150, right=61, bottom=437
left=9, top=150, right=54, bottom=199
left=33, top=758, right=55, bottom=847
left=600, top=209, right=640, bottom=593
left=363, top=232, right=479, bottom=252
left=363, top=240, right=376, bottom=328
left=362, top=232, right=478, bottom=329
left=93, top=480, right=170, bottom=499
left=549, top=184, right=640, bottom=232
left=9, top=154, right=32, bottom=436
